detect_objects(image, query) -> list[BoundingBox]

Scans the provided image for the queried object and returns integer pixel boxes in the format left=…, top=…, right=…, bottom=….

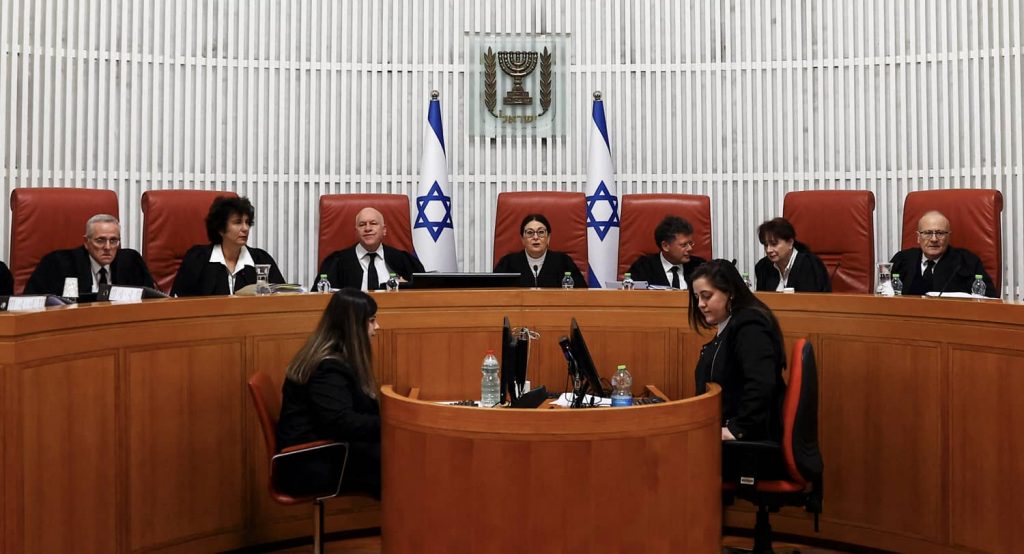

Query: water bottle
left=742, top=272, right=753, bottom=290
left=480, top=350, right=501, bottom=407
left=386, top=272, right=399, bottom=292
left=316, top=273, right=332, bottom=293
left=561, top=272, right=574, bottom=289
left=892, top=273, right=902, bottom=296
left=971, top=275, right=986, bottom=296
left=621, top=273, right=635, bottom=290
left=610, top=364, right=633, bottom=407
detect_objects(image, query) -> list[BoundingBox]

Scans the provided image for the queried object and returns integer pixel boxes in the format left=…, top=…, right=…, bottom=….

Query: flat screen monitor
left=569, top=318, right=608, bottom=398
left=409, top=272, right=520, bottom=289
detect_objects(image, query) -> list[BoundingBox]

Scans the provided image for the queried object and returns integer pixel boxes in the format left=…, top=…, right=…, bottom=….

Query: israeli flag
left=585, top=92, right=620, bottom=288
left=412, top=91, right=458, bottom=271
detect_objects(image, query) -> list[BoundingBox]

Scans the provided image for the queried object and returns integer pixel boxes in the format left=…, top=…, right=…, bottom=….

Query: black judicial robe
left=316, top=245, right=424, bottom=290
left=493, top=250, right=587, bottom=288
left=23, top=246, right=154, bottom=296
left=0, top=261, right=13, bottom=296
left=754, top=249, right=831, bottom=293
left=889, top=246, right=997, bottom=298
left=626, top=253, right=707, bottom=288
left=171, top=244, right=285, bottom=297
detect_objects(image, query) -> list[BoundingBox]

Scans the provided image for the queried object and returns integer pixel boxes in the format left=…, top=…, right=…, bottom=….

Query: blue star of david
left=414, top=181, right=454, bottom=242
left=586, top=181, right=620, bottom=241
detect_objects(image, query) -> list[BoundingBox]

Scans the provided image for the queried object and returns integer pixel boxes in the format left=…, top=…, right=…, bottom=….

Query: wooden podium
left=379, top=384, right=723, bottom=553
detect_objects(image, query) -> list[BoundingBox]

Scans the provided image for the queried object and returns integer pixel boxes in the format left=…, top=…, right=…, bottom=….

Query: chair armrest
left=272, top=441, right=351, bottom=500
left=278, top=439, right=341, bottom=455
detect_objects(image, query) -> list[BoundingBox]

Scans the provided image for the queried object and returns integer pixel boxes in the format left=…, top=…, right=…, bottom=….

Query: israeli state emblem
left=482, top=46, right=553, bottom=124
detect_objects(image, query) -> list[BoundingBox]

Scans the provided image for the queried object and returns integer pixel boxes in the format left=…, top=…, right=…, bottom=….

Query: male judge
left=24, top=214, right=155, bottom=296
left=625, top=216, right=706, bottom=289
left=316, top=207, right=424, bottom=291
left=889, top=210, right=997, bottom=297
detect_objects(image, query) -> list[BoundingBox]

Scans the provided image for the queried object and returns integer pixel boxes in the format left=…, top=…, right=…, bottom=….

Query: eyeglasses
left=89, top=237, right=121, bottom=247
left=680, top=241, right=695, bottom=249
left=523, top=229, right=548, bottom=238
left=917, top=230, right=950, bottom=239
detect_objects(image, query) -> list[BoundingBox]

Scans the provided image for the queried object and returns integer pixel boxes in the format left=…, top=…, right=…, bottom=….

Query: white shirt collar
left=774, top=247, right=800, bottom=291
left=716, top=315, right=732, bottom=336
left=88, top=256, right=110, bottom=293
left=356, top=242, right=384, bottom=259
left=659, top=253, right=687, bottom=289
left=525, top=250, right=547, bottom=273
left=920, top=252, right=942, bottom=270
left=209, top=244, right=255, bottom=276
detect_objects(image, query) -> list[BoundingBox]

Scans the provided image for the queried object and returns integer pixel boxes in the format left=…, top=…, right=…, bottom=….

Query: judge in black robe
left=626, top=215, right=706, bottom=289
left=754, top=218, right=831, bottom=293
left=493, top=213, right=586, bottom=289
left=317, top=245, right=424, bottom=290
left=889, top=210, right=998, bottom=298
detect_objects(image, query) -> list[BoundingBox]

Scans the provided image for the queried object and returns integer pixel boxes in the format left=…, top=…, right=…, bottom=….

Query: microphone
left=936, top=262, right=962, bottom=297
left=532, top=264, right=540, bottom=287
left=558, top=335, right=575, bottom=364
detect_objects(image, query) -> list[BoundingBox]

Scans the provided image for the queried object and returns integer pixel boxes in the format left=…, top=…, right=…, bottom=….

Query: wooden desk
left=0, top=291, right=1022, bottom=552
left=379, top=384, right=722, bottom=553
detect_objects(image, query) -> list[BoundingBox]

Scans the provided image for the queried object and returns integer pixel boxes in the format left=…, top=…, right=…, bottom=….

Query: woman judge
left=753, top=217, right=831, bottom=293
left=171, top=196, right=285, bottom=296
left=275, top=289, right=382, bottom=498
left=690, top=259, right=786, bottom=443
left=493, top=214, right=587, bottom=288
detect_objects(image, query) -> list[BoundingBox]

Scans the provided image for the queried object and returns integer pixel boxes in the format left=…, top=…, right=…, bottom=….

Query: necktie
left=98, top=267, right=109, bottom=285
left=366, top=252, right=380, bottom=291
left=922, top=259, right=936, bottom=291
left=670, top=266, right=681, bottom=289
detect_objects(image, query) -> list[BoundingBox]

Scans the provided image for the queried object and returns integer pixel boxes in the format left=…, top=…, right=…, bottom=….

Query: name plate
left=7, top=296, right=49, bottom=312
left=107, top=286, right=144, bottom=302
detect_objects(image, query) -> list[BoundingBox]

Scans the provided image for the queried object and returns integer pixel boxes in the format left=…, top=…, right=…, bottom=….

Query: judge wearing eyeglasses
left=889, top=210, right=996, bottom=297
left=493, top=213, right=586, bottom=288
left=23, top=214, right=155, bottom=296
left=626, top=216, right=706, bottom=289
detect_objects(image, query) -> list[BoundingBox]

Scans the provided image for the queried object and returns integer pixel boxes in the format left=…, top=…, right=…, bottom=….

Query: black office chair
left=722, top=338, right=824, bottom=553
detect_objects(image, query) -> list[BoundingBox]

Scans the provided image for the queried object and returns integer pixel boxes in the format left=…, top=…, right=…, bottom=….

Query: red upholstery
left=783, top=190, right=876, bottom=294
left=901, top=189, right=1003, bottom=292
left=9, top=187, right=119, bottom=293
left=617, top=194, right=712, bottom=279
left=493, top=192, right=588, bottom=276
left=141, top=190, right=237, bottom=293
left=318, top=194, right=414, bottom=268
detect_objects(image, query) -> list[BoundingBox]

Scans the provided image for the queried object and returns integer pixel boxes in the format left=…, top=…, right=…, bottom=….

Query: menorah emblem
left=497, top=51, right=539, bottom=105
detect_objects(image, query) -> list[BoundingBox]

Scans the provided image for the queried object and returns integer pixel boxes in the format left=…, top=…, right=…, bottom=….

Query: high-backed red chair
left=617, top=194, right=713, bottom=280
left=9, top=187, right=119, bottom=293
left=248, top=371, right=371, bottom=554
left=493, top=192, right=588, bottom=277
left=722, top=338, right=824, bottom=553
left=141, top=190, right=238, bottom=293
left=783, top=190, right=876, bottom=294
left=318, top=194, right=414, bottom=269
left=901, top=188, right=1003, bottom=293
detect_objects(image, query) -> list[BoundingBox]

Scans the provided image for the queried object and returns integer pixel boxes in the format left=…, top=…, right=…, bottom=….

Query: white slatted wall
left=2, top=1, right=1022, bottom=297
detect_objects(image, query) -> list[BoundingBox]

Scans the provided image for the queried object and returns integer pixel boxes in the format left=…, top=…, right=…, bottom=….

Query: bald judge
left=315, top=207, right=424, bottom=291
left=889, top=210, right=997, bottom=298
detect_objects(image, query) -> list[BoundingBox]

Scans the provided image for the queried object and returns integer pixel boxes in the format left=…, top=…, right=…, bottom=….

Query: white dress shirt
left=774, top=248, right=799, bottom=291
left=660, top=253, right=688, bottom=290
left=525, top=251, right=547, bottom=286
left=209, top=244, right=256, bottom=294
left=355, top=243, right=393, bottom=291
left=88, top=257, right=111, bottom=293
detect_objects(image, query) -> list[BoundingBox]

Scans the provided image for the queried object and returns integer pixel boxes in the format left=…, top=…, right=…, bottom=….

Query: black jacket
left=170, top=244, right=285, bottom=297
left=754, top=248, right=831, bottom=293
left=23, top=246, right=154, bottom=296
left=316, top=245, right=424, bottom=290
left=694, top=308, right=786, bottom=441
left=626, top=253, right=706, bottom=288
left=493, top=250, right=587, bottom=288
left=0, top=261, right=13, bottom=296
left=889, top=246, right=997, bottom=298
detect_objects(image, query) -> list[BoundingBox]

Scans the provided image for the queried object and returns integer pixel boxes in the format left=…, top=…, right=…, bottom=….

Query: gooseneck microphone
left=532, top=264, right=540, bottom=287
left=936, top=262, right=962, bottom=297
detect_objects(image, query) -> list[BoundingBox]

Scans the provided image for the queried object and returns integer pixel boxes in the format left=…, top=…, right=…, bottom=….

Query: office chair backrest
left=782, top=338, right=823, bottom=486
left=248, top=372, right=281, bottom=459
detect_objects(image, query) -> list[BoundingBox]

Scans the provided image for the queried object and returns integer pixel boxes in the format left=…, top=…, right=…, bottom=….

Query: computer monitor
left=409, top=272, right=520, bottom=289
left=569, top=318, right=608, bottom=399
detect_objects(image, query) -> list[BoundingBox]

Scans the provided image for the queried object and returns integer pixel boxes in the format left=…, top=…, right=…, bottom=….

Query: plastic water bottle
left=480, top=350, right=501, bottom=407
left=316, top=273, right=332, bottom=293
left=892, top=273, right=903, bottom=296
left=386, top=272, right=399, bottom=292
left=610, top=364, right=633, bottom=407
left=561, top=272, right=574, bottom=289
left=971, top=275, right=986, bottom=297
left=621, top=273, right=635, bottom=290
left=742, top=272, right=753, bottom=290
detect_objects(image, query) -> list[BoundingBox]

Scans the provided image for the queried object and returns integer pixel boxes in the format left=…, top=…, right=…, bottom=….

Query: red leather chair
left=318, top=194, right=414, bottom=269
left=9, top=187, right=119, bottom=293
left=617, top=194, right=713, bottom=279
left=783, top=190, right=876, bottom=294
left=722, top=338, right=824, bottom=553
left=901, top=188, right=1003, bottom=293
left=493, top=191, right=588, bottom=277
left=248, top=371, right=373, bottom=554
left=141, top=190, right=238, bottom=293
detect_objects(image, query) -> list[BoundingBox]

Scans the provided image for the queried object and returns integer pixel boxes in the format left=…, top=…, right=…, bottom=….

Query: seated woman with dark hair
left=753, top=217, right=831, bottom=292
left=493, top=213, right=587, bottom=288
left=689, top=259, right=786, bottom=443
left=171, top=196, right=285, bottom=296
left=276, top=289, right=382, bottom=498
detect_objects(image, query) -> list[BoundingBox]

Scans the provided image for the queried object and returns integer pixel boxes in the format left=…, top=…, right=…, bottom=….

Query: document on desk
left=924, top=292, right=999, bottom=300
left=552, top=393, right=612, bottom=407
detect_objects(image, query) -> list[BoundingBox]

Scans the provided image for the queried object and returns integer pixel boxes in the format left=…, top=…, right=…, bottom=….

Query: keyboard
left=635, top=396, right=667, bottom=405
